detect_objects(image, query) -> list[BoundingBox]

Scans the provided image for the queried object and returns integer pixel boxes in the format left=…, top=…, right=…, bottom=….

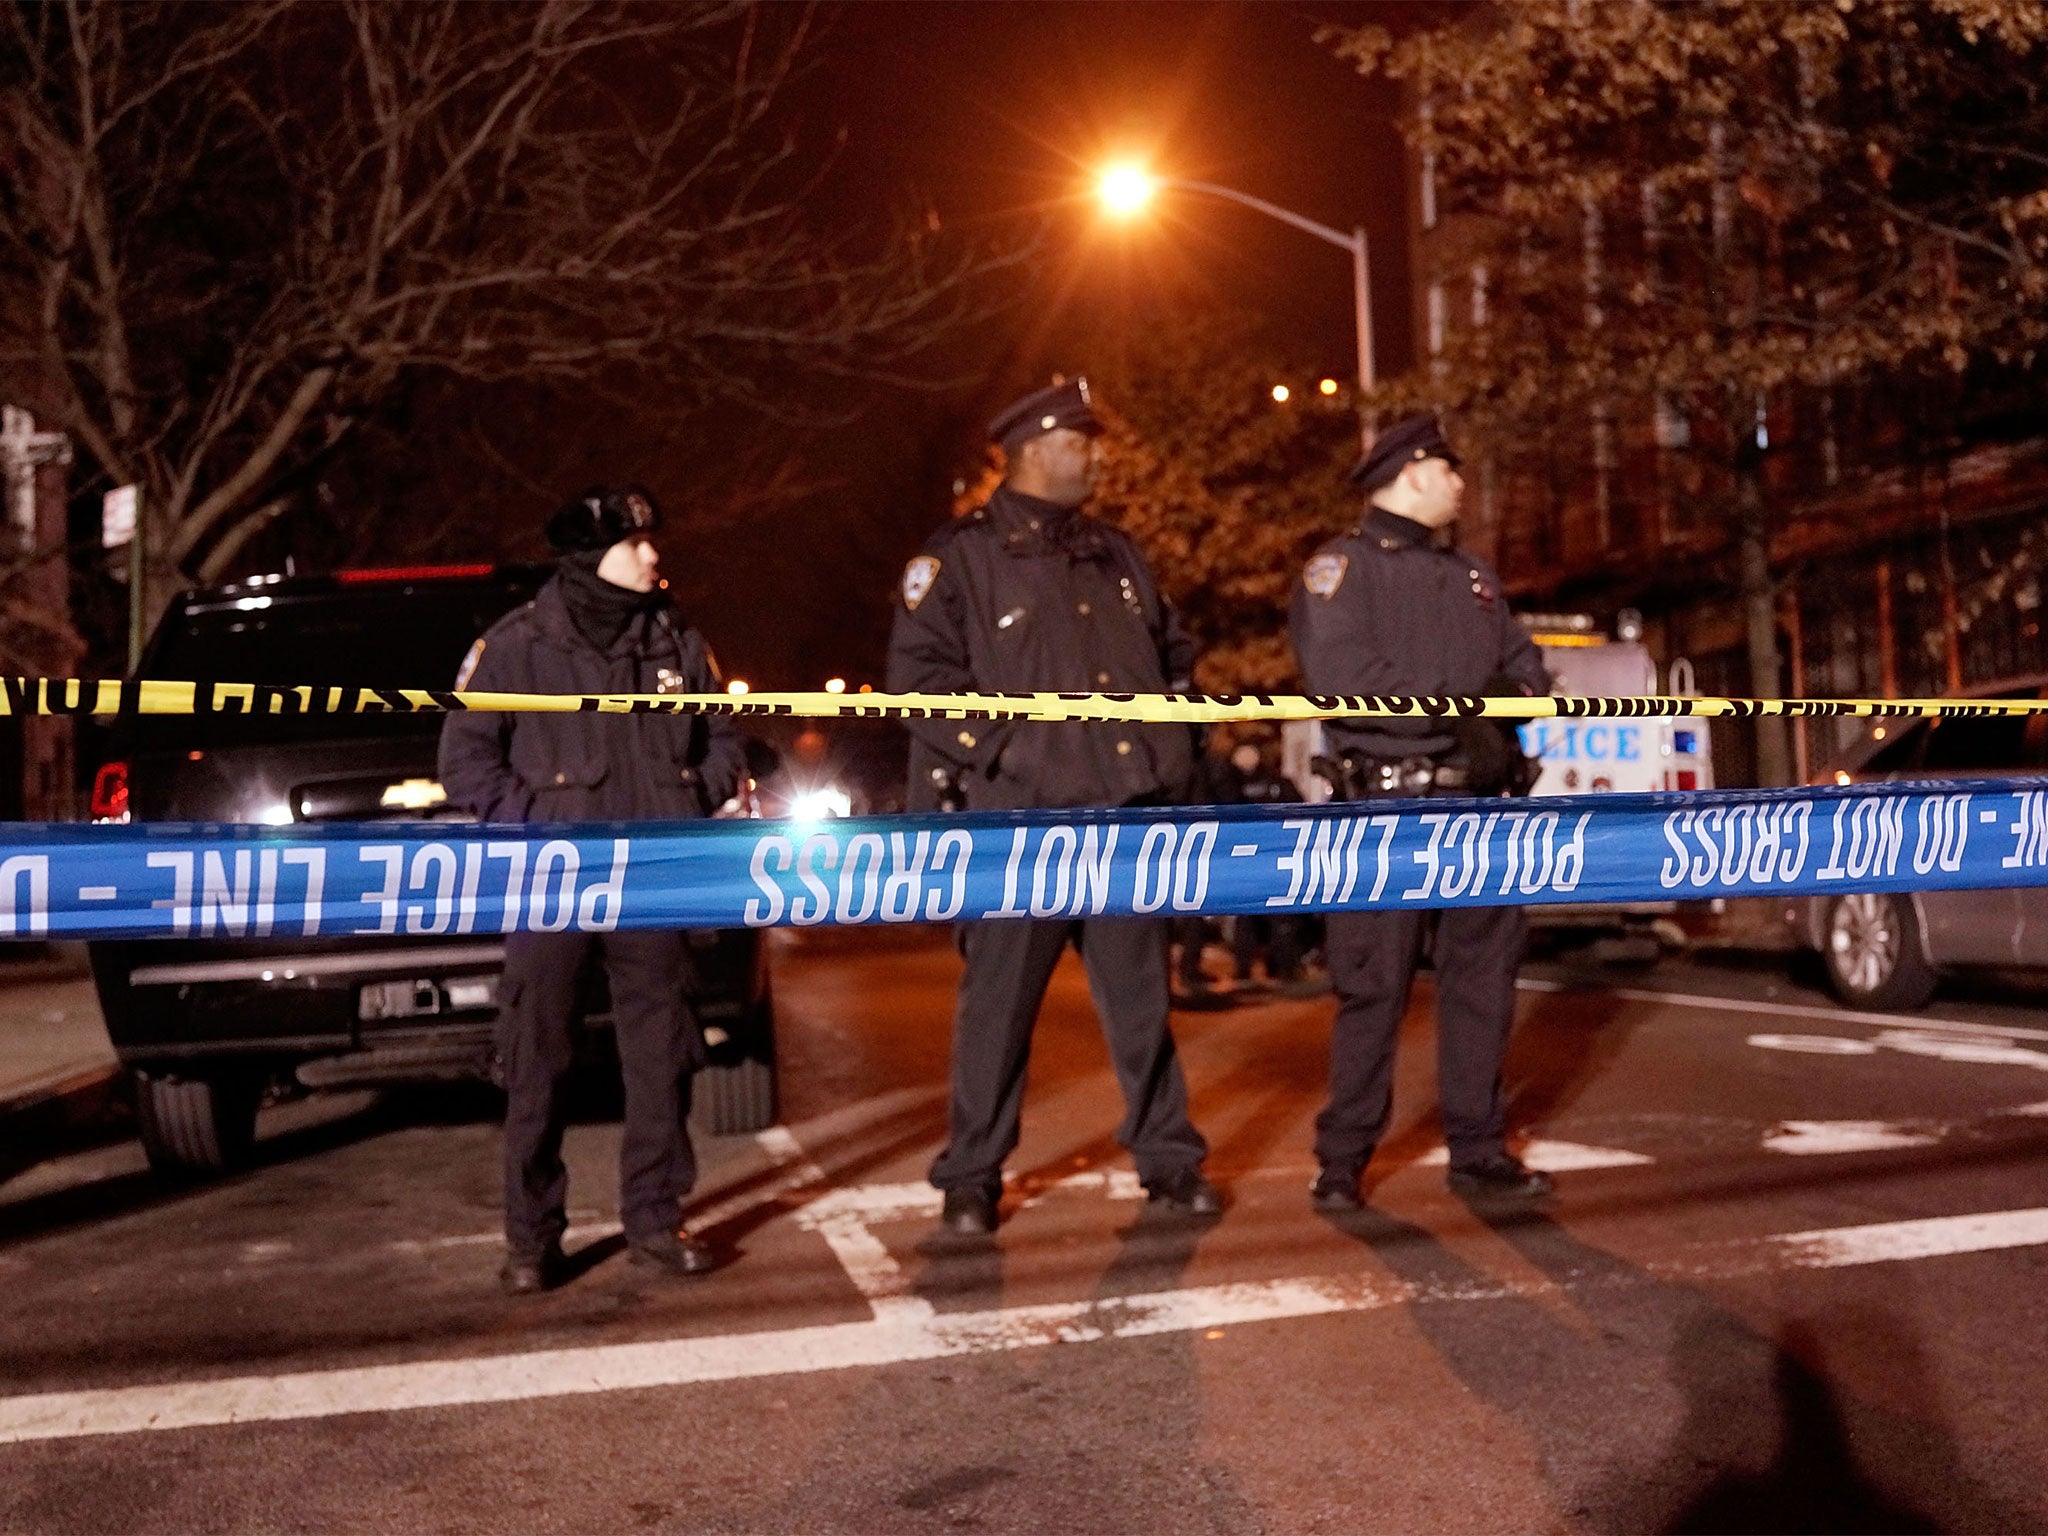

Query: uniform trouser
left=1315, top=904, right=1527, bottom=1178
left=499, top=929, right=700, bottom=1258
left=1231, top=914, right=1305, bottom=981
left=929, top=916, right=1208, bottom=1197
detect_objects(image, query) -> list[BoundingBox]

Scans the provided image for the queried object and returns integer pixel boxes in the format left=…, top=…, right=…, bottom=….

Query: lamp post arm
left=1165, top=179, right=1361, bottom=254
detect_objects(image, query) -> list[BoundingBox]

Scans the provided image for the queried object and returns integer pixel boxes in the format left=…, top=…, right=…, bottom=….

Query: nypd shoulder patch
left=1302, top=553, right=1349, bottom=599
left=901, top=555, right=941, bottom=611
left=454, top=639, right=486, bottom=690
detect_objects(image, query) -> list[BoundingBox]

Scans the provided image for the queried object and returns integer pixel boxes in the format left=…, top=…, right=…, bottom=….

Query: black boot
left=1309, top=1168, right=1364, bottom=1213
left=1146, top=1168, right=1224, bottom=1217
left=938, top=1186, right=1000, bottom=1237
left=1447, top=1154, right=1554, bottom=1201
left=629, top=1227, right=719, bottom=1278
left=499, top=1243, right=564, bottom=1296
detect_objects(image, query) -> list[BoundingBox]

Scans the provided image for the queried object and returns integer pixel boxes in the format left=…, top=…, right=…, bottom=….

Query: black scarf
left=992, top=485, right=1110, bottom=560
left=556, top=551, right=656, bottom=652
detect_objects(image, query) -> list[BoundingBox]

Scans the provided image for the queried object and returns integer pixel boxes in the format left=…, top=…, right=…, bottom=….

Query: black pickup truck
left=87, top=564, right=776, bottom=1174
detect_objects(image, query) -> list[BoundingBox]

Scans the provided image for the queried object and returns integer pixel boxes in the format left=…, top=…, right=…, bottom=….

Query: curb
left=0, top=1066, right=132, bottom=1164
left=0, top=940, right=92, bottom=985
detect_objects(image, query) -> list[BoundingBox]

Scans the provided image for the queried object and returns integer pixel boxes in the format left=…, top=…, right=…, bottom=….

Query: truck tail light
left=91, top=761, right=131, bottom=823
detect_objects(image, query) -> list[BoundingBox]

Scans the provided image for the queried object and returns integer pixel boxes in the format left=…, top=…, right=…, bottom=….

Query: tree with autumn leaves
left=1324, top=0, right=2048, bottom=784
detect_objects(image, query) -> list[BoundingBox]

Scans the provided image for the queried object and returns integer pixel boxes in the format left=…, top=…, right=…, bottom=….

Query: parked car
left=1785, top=680, right=2048, bottom=1009
left=87, top=564, right=777, bottom=1174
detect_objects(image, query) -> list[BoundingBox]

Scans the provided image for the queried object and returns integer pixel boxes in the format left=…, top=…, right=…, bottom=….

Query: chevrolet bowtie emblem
left=380, top=778, right=447, bottom=810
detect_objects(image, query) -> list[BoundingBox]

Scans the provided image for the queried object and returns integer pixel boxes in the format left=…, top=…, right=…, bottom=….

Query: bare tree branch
left=0, top=0, right=1027, bottom=628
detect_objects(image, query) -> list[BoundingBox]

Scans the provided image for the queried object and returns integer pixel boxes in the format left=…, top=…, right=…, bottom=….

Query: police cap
left=544, top=484, right=662, bottom=553
left=989, top=377, right=1103, bottom=454
left=1346, top=414, right=1462, bottom=489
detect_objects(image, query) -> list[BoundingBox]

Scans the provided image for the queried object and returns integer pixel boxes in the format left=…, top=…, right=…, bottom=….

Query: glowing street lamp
left=824, top=677, right=847, bottom=694
left=1271, top=384, right=1291, bottom=403
left=1093, top=163, right=1376, bottom=440
left=1319, top=377, right=1340, bottom=396
left=1097, top=163, right=1160, bottom=217
left=726, top=679, right=749, bottom=696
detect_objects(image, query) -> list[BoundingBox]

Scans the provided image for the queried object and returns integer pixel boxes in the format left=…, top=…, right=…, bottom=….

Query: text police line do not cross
left=6, top=784, right=2048, bottom=942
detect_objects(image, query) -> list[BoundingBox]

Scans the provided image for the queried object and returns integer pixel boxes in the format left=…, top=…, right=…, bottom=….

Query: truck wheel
left=1822, top=893, right=1937, bottom=1011
left=132, top=1069, right=261, bottom=1176
left=691, top=990, right=778, bottom=1137
left=692, top=1056, right=777, bottom=1137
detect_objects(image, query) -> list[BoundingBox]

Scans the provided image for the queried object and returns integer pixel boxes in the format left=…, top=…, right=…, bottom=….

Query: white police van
left=1516, top=612, right=1712, bottom=797
left=1516, top=612, right=1713, bottom=953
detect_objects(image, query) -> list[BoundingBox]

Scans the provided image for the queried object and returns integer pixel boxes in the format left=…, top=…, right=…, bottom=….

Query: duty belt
left=1313, top=751, right=1470, bottom=799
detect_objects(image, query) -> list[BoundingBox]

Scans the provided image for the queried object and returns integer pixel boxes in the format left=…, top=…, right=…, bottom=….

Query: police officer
left=439, top=485, right=746, bottom=1294
left=1289, top=416, right=1554, bottom=1211
left=887, top=378, right=1221, bottom=1236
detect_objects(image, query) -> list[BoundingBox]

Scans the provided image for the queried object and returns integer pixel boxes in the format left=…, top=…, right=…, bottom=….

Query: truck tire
left=1822, top=893, right=1938, bottom=1012
left=692, top=1055, right=777, bottom=1137
left=691, top=987, right=777, bottom=1137
left=132, top=1069, right=261, bottom=1176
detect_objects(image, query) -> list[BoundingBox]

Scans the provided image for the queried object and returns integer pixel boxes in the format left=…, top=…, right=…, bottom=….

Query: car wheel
left=691, top=989, right=778, bottom=1137
left=1822, top=893, right=1938, bottom=1011
left=132, top=1069, right=261, bottom=1175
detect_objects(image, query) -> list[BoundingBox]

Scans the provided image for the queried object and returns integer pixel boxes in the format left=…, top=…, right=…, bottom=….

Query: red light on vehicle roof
left=335, top=564, right=495, bottom=584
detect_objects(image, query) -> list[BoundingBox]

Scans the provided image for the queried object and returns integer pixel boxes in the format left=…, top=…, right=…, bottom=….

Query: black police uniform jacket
left=1290, top=509, right=1550, bottom=762
left=887, top=486, right=1196, bottom=811
left=437, top=576, right=745, bottom=823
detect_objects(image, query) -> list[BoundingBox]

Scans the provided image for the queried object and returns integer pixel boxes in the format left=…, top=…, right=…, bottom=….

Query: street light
left=1096, top=163, right=1159, bottom=217
left=1271, top=384, right=1291, bottom=403
left=1094, top=165, right=1376, bottom=439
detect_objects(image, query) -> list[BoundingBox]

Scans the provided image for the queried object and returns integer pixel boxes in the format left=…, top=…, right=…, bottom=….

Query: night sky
left=429, top=3, right=1417, bottom=692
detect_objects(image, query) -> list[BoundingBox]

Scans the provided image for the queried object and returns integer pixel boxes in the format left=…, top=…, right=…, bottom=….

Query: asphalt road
left=5, top=926, right=2048, bottom=1534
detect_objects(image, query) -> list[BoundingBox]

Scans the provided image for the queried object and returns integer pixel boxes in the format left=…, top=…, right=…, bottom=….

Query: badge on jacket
left=901, top=555, right=941, bottom=611
left=1302, top=553, right=1349, bottom=599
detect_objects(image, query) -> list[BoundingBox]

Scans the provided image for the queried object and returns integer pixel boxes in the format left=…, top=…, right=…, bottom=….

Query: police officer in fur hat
left=439, top=485, right=745, bottom=1294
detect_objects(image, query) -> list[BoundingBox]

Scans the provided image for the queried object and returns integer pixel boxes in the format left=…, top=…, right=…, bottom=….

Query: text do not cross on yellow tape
left=2, top=677, right=2047, bottom=724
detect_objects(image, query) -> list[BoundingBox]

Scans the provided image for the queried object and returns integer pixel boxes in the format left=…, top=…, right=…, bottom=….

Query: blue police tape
left=4, top=780, right=2048, bottom=942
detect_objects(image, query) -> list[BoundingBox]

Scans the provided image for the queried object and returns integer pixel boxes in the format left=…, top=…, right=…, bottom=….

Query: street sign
left=102, top=484, right=137, bottom=550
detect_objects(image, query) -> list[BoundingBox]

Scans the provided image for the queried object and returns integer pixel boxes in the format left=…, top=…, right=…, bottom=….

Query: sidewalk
left=0, top=946, right=126, bottom=1168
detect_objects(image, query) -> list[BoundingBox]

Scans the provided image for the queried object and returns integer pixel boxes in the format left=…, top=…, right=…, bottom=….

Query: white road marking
left=804, top=1212, right=934, bottom=1323
left=388, top=1089, right=943, bottom=1257
left=1766, top=1207, right=2048, bottom=1269
left=800, top=1167, right=1147, bottom=1227
left=1520, top=977, right=2048, bottom=1044
left=1745, top=1029, right=2048, bottom=1073
left=391, top=1220, right=620, bottom=1256
left=1747, top=1033, right=1879, bottom=1056
left=8, top=1202, right=2048, bottom=1446
left=1415, top=1139, right=1653, bottom=1172
left=1876, top=1031, right=2048, bottom=1070
left=1761, top=1121, right=1944, bottom=1156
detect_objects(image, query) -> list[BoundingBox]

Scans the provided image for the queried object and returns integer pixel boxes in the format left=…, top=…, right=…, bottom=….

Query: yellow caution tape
left=3, top=677, right=2045, bottom=723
